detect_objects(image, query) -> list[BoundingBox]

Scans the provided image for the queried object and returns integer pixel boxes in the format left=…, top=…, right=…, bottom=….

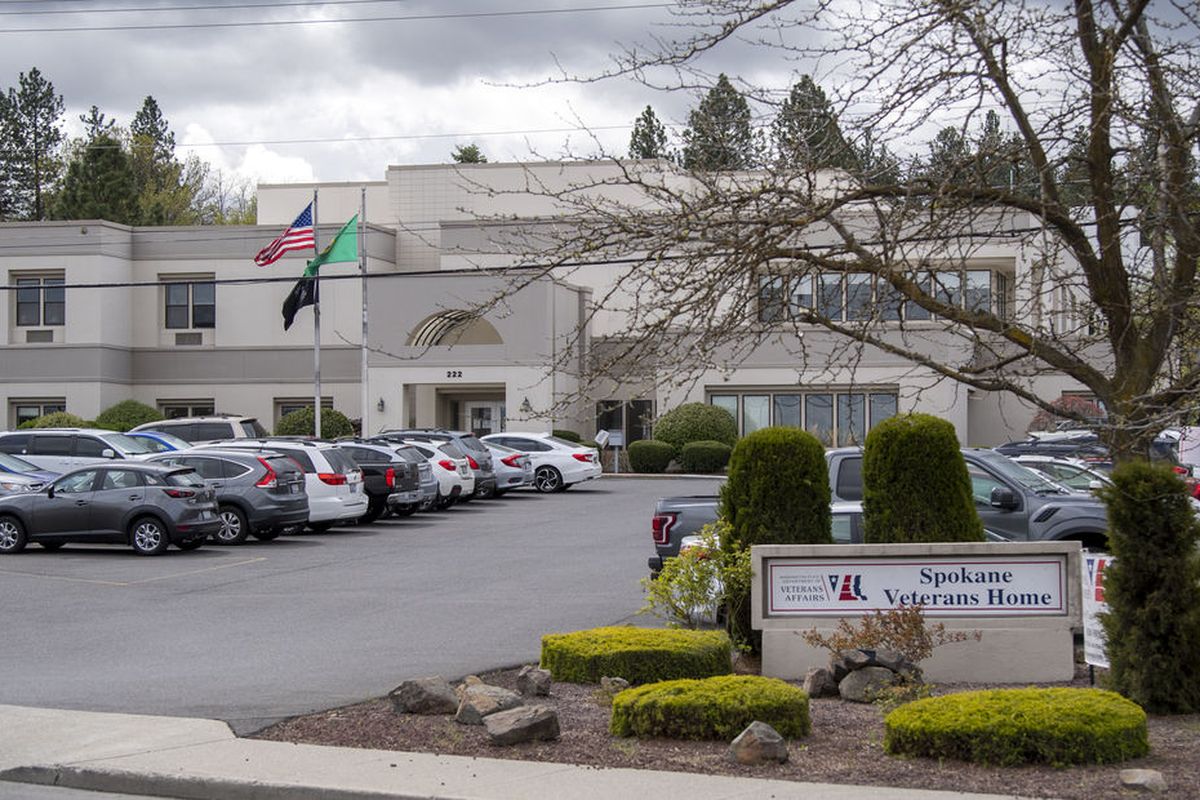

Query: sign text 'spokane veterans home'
left=767, top=556, right=1068, bottom=617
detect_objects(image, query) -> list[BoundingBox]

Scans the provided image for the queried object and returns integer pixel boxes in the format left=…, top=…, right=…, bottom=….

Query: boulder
left=1119, top=769, right=1168, bottom=793
left=516, top=665, right=552, bottom=697
left=838, top=666, right=897, bottom=703
left=390, top=676, right=458, bottom=715
left=600, top=676, right=631, bottom=695
left=455, top=683, right=523, bottom=725
left=802, top=667, right=838, bottom=699
left=484, top=704, right=560, bottom=745
left=871, top=648, right=914, bottom=673
left=728, top=721, right=789, bottom=765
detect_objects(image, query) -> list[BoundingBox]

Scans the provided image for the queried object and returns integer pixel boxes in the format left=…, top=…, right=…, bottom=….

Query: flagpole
left=359, top=187, right=369, bottom=434
left=312, top=188, right=322, bottom=438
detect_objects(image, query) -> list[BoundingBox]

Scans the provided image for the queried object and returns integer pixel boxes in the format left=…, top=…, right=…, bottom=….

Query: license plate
left=199, top=510, right=213, bottom=520
left=290, top=483, right=301, bottom=494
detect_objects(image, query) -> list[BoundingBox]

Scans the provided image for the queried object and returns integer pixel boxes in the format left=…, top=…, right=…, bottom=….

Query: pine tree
left=0, top=67, right=66, bottom=220
left=772, top=76, right=854, bottom=169
left=52, top=131, right=137, bottom=223
left=80, top=105, right=115, bottom=139
left=854, top=130, right=901, bottom=185
left=451, top=143, right=487, bottom=163
left=128, top=96, right=199, bottom=225
left=922, top=126, right=972, bottom=186
left=628, top=105, right=670, bottom=160
left=681, top=74, right=757, bottom=171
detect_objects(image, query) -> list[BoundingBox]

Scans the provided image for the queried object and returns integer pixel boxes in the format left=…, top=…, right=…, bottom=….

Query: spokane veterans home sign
left=767, top=555, right=1068, bottom=617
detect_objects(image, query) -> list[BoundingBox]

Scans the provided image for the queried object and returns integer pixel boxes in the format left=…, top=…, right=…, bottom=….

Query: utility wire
left=0, top=2, right=673, bottom=32
left=0, top=0, right=422, bottom=16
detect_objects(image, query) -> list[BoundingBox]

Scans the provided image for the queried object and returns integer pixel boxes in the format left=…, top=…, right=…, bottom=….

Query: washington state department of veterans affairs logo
left=1086, top=556, right=1108, bottom=602
left=829, top=573, right=868, bottom=601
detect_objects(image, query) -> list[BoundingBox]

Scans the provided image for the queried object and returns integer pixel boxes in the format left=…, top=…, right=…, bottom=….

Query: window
left=75, top=437, right=110, bottom=458
left=932, top=271, right=962, bottom=310
left=274, top=397, right=333, bottom=425
left=593, top=399, right=655, bottom=445
left=995, top=272, right=1010, bottom=319
left=757, top=276, right=787, bottom=323
left=906, top=273, right=932, bottom=321
left=14, top=275, right=65, bottom=327
left=100, top=470, right=143, bottom=490
left=55, top=470, right=97, bottom=494
left=877, top=278, right=904, bottom=322
left=772, top=394, right=801, bottom=428
left=192, top=422, right=236, bottom=441
left=805, top=394, right=834, bottom=446
left=836, top=393, right=866, bottom=446
left=818, top=274, right=844, bottom=320
left=845, top=274, right=873, bottom=321
left=164, top=280, right=215, bottom=329
left=789, top=276, right=813, bottom=317
left=742, top=395, right=770, bottom=434
left=709, top=388, right=899, bottom=444
left=159, top=401, right=215, bottom=419
left=835, top=456, right=864, bottom=501
left=965, top=270, right=991, bottom=314
left=10, top=399, right=66, bottom=429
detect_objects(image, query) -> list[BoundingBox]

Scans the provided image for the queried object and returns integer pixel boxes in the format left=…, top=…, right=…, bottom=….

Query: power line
left=0, top=0, right=419, bottom=16
left=0, top=2, right=673, bottom=32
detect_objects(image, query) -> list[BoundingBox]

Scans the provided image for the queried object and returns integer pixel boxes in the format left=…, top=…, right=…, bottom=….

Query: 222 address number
left=446, top=370, right=463, bottom=378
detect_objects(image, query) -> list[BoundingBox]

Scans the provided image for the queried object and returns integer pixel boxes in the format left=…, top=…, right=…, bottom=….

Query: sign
left=1081, top=552, right=1111, bottom=668
left=593, top=430, right=611, bottom=448
left=766, top=555, right=1068, bottom=617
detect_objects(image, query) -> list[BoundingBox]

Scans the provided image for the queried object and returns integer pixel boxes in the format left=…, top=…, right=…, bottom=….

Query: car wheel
left=215, top=505, right=250, bottom=545
left=307, top=521, right=335, bottom=533
left=392, top=503, right=417, bottom=517
left=252, top=529, right=281, bottom=541
left=436, top=493, right=455, bottom=510
left=534, top=466, right=563, bottom=493
left=177, top=538, right=205, bottom=551
left=0, top=516, right=28, bottom=554
left=358, top=500, right=385, bottom=525
left=40, top=541, right=65, bottom=551
left=129, top=517, right=170, bottom=556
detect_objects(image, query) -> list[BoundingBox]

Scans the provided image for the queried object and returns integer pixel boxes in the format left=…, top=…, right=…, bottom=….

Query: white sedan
left=480, top=432, right=602, bottom=493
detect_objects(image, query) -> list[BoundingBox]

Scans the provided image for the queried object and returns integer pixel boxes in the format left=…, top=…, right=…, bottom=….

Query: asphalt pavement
left=0, top=477, right=722, bottom=735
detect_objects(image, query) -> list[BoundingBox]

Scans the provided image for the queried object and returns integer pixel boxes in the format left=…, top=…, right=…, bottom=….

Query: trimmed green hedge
left=540, top=626, right=732, bottom=685
left=884, top=688, right=1149, bottom=766
left=18, top=411, right=94, bottom=429
left=678, top=440, right=732, bottom=474
left=275, top=406, right=355, bottom=438
left=611, top=675, right=810, bottom=740
left=628, top=439, right=674, bottom=473
left=654, top=403, right=738, bottom=452
left=552, top=429, right=582, bottom=443
left=95, top=400, right=164, bottom=432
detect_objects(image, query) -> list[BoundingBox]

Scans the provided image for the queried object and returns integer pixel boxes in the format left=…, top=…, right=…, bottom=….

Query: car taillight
left=162, top=488, right=195, bottom=498
left=385, top=467, right=395, bottom=488
left=573, top=453, right=593, bottom=462
left=467, top=455, right=479, bottom=469
left=651, top=512, right=677, bottom=545
left=437, top=459, right=457, bottom=472
left=501, top=453, right=522, bottom=468
left=255, top=457, right=278, bottom=488
left=318, top=472, right=347, bottom=486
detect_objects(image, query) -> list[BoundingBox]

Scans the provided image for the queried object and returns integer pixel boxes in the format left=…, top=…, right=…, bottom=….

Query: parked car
left=0, top=451, right=58, bottom=486
left=378, top=437, right=474, bottom=509
left=332, top=441, right=423, bottom=523
left=0, top=463, right=220, bottom=555
left=0, top=472, right=44, bottom=496
left=0, top=428, right=158, bottom=474
left=379, top=429, right=496, bottom=499
left=126, top=430, right=193, bottom=453
left=130, top=415, right=268, bottom=445
left=480, top=432, right=601, bottom=493
left=485, top=442, right=534, bottom=495
left=1010, top=455, right=1111, bottom=494
left=362, top=440, right=438, bottom=514
left=994, top=430, right=1185, bottom=471
left=195, top=439, right=367, bottom=531
left=147, top=449, right=308, bottom=544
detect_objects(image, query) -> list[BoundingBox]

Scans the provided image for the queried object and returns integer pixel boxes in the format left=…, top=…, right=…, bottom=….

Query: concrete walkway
left=0, top=705, right=1038, bottom=800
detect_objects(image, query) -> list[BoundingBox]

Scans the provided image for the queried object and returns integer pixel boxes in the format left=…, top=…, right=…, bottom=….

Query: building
left=0, top=160, right=1085, bottom=444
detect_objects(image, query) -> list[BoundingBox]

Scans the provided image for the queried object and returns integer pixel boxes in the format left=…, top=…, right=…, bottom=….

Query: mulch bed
left=255, top=662, right=1200, bottom=799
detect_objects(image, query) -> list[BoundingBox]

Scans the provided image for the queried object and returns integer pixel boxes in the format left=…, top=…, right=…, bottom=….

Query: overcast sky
left=1, top=0, right=801, bottom=185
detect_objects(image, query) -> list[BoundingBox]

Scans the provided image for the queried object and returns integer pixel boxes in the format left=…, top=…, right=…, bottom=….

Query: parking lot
left=0, top=476, right=721, bottom=734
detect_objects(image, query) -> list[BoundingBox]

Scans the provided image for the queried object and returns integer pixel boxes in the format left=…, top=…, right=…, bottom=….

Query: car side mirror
left=990, top=486, right=1018, bottom=510
left=101, top=448, right=117, bottom=459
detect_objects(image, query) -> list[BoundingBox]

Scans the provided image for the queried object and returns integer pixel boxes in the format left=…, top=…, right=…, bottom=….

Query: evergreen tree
left=772, top=76, right=854, bottom=169
left=628, top=105, right=670, bottom=160
left=128, top=97, right=199, bottom=225
left=0, top=67, right=66, bottom=220
left=451, top=143, right=487, bottom=163
left=922, top=126, right=972, bottom=186
left=681, top=74, right=757, bottom=171
left=79, top=105, right=115, bottom=139
left=52, top=130, right=137, bottom=223
left=854, top=130, right=901, bottom=185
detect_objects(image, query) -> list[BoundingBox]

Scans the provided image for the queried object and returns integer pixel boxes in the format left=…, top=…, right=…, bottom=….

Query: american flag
left=254, top=203, right=315, bottom=266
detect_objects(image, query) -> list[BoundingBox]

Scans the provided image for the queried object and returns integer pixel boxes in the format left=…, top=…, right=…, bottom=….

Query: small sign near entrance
left=594, top=430, right=611, bottom=448
left=1081, top=552, right=1111, bottom=668
left=766, top=555, right=1068, bottom=617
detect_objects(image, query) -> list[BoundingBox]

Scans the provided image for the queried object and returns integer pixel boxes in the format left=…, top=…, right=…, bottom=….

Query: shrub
left=801, top=604, right=980, bottom=666
left=18, top=411, right=93, bottom=429
left=678, top=440, right=732, bottom=473
left=275, top=406, right=355, bottom=439
left=862, top=413, right=984, bottom=543
left=628, top=439, right=674, bottom=473
left=639, top=521, right=751, bottom=629
left=611, top=675, right=810, bottom=740
left=884, top=688, right=1149, bottom=766
left=540, top=626, right=732, bottom=684
left=1098, top=461, right=1200, bottom=713
left=653, top=403, right=738, bottom=452
left=552, top=429, right=582, bottom=443
left=94, top=400, right=164, bottom=432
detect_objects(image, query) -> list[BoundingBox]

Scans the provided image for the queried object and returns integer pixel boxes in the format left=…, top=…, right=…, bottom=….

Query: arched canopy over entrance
left=406, top=310, right=503, bottom=347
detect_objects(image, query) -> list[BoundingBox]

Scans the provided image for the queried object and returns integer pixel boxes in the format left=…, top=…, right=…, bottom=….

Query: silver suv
left=0, top=428, right=158, bottom=474
left=130, top=415, right=268, bottom=445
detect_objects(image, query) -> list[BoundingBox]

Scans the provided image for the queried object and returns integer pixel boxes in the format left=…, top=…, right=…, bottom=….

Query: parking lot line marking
left=123, top=557, right=267, bottom=585
left=0, top=568, right=130, bottom=587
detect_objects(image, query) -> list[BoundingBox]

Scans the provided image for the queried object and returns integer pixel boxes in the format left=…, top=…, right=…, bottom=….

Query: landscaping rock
left=484, top=704, right=560, bottom=745
left=1120, top=769, right=1168, bottom=793
left=871, top=648, right=913, bottom=673
left=728, top=721, right=789, bottom=765
left=390, top=676, right=458, bottom=715
left=455, top=684, right=523, bottom=725
left=600, top=676, right=630, bottom=695
left=802, top=667, right=838, bottom=699
left=838, top=666, right=897, bottom=703
left=516, top=665, right=552, bottom=696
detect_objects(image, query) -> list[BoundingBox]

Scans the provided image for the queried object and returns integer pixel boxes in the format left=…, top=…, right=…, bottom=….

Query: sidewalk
left=0, top=705, right=1037, bottom=800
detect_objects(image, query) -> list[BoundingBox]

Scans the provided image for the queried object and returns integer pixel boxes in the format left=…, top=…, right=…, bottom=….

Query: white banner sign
left=1081, top=552, right=1112, bottom=668
left=766, top=555, right=1068, bottom=617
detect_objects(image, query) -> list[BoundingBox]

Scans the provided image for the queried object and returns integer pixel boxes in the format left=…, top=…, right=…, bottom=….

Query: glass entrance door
left=463, top=401, right=505, bottom=437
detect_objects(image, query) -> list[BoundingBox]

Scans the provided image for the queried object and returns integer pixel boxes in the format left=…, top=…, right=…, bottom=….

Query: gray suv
left=147, top=450, right=308, bottom=544
left=376, top=429, right=497, bottom=499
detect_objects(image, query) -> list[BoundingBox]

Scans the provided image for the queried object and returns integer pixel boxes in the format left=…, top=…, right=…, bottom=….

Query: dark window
left=166, top=470, right=206, bottom=487
left=31, top=435, right=73, bottom=456
left=74, top=437, right=109, bottom=457
left=100, top=470, right=143, bottom=490
left=0, top=434, right=31, bottom=454
left=182, top=457, right=225, bottom=480
left=508, top=438, right=551, bottom=452
left=15, top=276, right=64, bottom=327
left=275, top=449, right=315, bottom=472
left=157, top=423, right=197, bottom=441
left=877, top=278, right=903, bottom=321
left=165, top=281, right=215, bottom=330
left=241, top=420, right=267, bottom=437
left=757, top=276, right=787, bottom=322
left=773, top=395, right=801, bottom=428
left=965, top=270, right=991, bottom=314
left=55, top=470, right=97, bottom=494
left=789, top=276, right=813, bottom=317
left=192, top=422, right=235, bottom=441
left=817, top=274, right=844, bottom=320
left=835, top=456, right=864, bottom=501
left=906, top=273, right=932, bottom=321
left=846, top=274, right=872, bottom=321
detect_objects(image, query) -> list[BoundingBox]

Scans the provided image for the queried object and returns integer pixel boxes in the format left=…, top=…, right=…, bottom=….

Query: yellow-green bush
left=540, top=626, right=731, bottom=684
left=884, top=688, right=1149, bottom=766
left=610, top=675, right=810, bottom=740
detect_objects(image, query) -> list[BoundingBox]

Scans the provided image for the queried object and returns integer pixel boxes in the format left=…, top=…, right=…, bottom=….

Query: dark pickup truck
left=337, top=441, right=422, bottom=523
left=648, top=446, right=1108, bottom=575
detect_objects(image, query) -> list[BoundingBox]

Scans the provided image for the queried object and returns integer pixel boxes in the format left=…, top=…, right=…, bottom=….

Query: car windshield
left=322, top=448, right=358, bottom=474
left=457, top=435, right=487, bottom=452
left=100, top=433, right=157, bottom=455
left=140, top=431, right=191, bottom=451
left=438, top=442, right=466, bottom=458
left=0, top=452, right=40, bottom=472
left=166, top=470, right=205, bottom=487
left=986, top=454, right=1068, bottom=493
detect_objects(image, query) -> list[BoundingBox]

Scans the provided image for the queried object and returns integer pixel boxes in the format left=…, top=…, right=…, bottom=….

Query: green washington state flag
left=304, top=214, right=359, bottom=276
